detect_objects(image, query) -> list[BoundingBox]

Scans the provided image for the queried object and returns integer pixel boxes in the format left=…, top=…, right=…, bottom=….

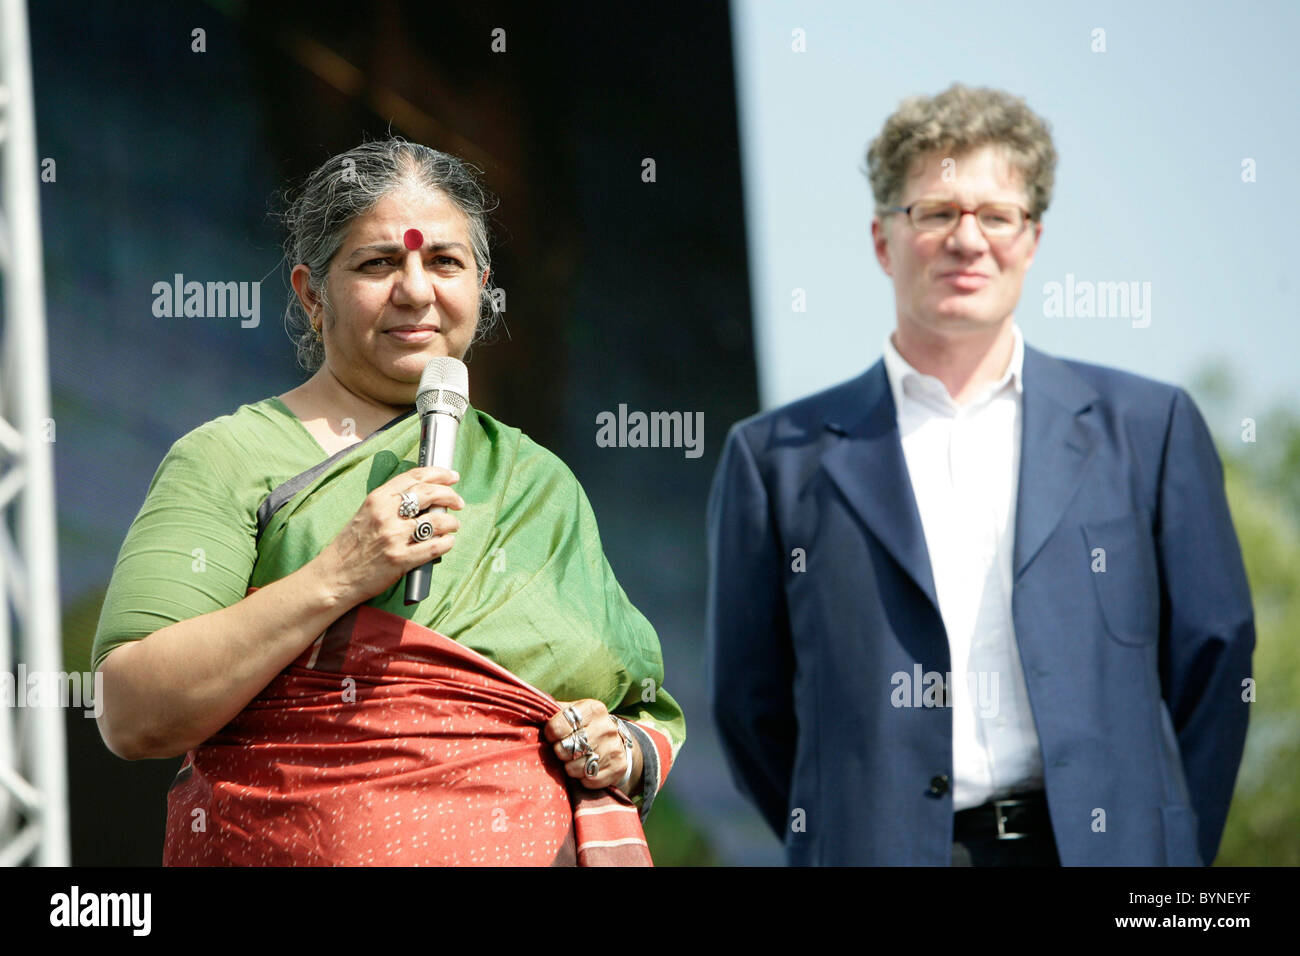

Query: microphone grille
left=415, top=357, right=470, bottom=418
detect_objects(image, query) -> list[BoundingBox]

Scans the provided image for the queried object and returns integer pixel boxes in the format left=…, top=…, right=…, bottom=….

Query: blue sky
left=731, top=0, right=1298, bottom=431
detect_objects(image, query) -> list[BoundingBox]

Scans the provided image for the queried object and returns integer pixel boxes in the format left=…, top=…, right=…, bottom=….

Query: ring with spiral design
left=411, top=519, right=435, bottom=543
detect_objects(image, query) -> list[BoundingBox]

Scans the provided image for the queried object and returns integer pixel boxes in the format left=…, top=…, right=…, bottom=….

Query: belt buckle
left=992, top=798, right=1029, bottom=840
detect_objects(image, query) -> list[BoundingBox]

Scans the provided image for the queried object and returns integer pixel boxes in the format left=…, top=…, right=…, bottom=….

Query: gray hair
left=276, top=137, right=501, bottom=371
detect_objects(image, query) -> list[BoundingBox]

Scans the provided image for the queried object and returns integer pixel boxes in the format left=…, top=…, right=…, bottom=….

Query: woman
left=92, top=138, right=685, bottom=866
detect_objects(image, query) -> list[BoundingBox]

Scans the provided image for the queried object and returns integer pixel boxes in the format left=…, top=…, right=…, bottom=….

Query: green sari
left=253, top=402, right=684, bottom=806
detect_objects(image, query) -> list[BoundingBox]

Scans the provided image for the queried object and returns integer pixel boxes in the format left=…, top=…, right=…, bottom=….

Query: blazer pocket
left=1081, top=513, right=1160, bottom=646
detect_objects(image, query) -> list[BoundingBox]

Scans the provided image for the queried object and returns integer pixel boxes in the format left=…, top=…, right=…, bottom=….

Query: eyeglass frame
left=885, top=200, right=1034, bottom=240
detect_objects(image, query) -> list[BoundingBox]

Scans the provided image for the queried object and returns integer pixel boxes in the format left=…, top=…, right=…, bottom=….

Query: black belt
left=953, top=791, right=1052, bottom=841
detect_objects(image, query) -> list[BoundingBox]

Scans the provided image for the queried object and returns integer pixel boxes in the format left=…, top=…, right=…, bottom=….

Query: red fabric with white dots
left=163, top=604, right=650, bottom=866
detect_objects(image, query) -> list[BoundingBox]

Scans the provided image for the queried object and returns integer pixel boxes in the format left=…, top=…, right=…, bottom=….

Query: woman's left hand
left=545, top=699, right=643, bottom=793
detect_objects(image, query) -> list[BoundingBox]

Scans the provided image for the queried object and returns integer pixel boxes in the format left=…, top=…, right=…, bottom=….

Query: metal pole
left=0, top=0, right=70, bottom=867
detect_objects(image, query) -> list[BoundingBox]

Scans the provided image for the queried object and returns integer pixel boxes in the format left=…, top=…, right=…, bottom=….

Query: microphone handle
left=403, top=411, right=455, bottom=605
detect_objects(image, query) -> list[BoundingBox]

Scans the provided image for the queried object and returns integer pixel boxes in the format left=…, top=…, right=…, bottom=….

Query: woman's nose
left=392, top=253, right=435, bottom=306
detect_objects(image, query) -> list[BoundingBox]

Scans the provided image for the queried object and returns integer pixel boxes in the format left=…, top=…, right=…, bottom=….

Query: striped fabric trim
left=255, top=408, right=414, bottom=539
left=571, top=787, right=651, bottom=866
left=575, top=804, right=639, bottom=818
left=624, top=721, right=675, bottom=821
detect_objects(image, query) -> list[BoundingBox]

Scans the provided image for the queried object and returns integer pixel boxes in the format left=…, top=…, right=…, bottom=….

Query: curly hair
left=865, top=84, right=1057, bottom=221
left=273, top=136, right=501, bottom=372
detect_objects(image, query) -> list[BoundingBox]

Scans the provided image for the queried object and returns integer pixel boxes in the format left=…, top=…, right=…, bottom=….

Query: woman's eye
left=360, top=255, right=461, bottom=270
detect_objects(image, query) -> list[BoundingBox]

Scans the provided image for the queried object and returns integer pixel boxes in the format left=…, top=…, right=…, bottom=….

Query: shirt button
left=928, top=774, right=950, bottom=796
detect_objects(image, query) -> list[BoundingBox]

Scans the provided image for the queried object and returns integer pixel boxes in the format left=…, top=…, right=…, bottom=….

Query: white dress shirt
left=881, top=323, right=1044, bottom=811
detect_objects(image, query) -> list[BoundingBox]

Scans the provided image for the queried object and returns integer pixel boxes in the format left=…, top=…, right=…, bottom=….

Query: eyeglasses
left=886, top=200, right=1032, bottom=239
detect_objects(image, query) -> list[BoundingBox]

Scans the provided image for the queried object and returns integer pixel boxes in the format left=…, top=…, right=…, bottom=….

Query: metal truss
left=0, top=0, right=70, bottom=866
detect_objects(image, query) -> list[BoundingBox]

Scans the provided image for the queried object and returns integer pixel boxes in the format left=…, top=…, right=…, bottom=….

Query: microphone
left=404, top=356, right=470, bottom=605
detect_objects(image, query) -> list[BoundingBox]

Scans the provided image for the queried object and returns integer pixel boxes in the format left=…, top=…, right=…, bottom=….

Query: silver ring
left=566, top=729, right=591, bottom=757
left=411, top=519, right=434, bottom=542
left=584, top=754, right=600, bottom=777
left=398, top=491, right=420, bottom=519
left=564, top=706, right=583, bottom=732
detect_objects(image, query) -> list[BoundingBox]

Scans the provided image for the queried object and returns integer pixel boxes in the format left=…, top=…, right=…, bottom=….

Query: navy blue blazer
left=706, top=343, right=1254, bottom=865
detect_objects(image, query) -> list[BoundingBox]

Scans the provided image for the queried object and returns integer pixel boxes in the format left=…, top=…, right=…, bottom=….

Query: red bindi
left=403, top=228, right=423, bottom=251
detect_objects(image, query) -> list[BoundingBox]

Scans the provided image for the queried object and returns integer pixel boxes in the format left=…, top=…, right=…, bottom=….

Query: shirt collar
left=882, top=322, right=1024, bottom=413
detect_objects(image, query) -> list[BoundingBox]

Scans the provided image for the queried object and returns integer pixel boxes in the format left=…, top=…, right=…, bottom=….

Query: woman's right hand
left=314, top=466, right=465, bottom=606
left=97, top=465, right=465, bottom=761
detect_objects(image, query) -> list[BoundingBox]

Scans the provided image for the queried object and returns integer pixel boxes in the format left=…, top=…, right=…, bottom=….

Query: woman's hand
left=313, top=466, right=464, bottom=606
left=545, top=699, right=644, bottom=794
left=97, top=465, right=462, bottom=760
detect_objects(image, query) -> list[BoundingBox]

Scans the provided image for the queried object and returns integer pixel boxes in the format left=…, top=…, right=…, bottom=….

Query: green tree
left=1193, top=365, right=1300, bottom=865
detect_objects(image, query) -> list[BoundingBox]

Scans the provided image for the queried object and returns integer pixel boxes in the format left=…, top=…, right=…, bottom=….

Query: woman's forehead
left=347, top=187, right=471, bottom=241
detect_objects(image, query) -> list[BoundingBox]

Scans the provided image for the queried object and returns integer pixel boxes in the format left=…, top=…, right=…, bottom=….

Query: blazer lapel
left=1013, top=344, right=1101, bottom=580
left=817, top=344, right=1102, bottom=611
left=819, top=361, right=941, bottom=615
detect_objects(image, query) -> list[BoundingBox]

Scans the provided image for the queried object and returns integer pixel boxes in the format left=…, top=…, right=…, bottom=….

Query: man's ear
left=1022, top=220, right=1044, bottom=271
left=872, top=217, right=893, bottom=277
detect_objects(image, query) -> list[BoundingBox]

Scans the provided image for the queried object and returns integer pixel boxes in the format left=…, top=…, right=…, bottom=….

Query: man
left=707, top=84, right=1254, bottom=866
